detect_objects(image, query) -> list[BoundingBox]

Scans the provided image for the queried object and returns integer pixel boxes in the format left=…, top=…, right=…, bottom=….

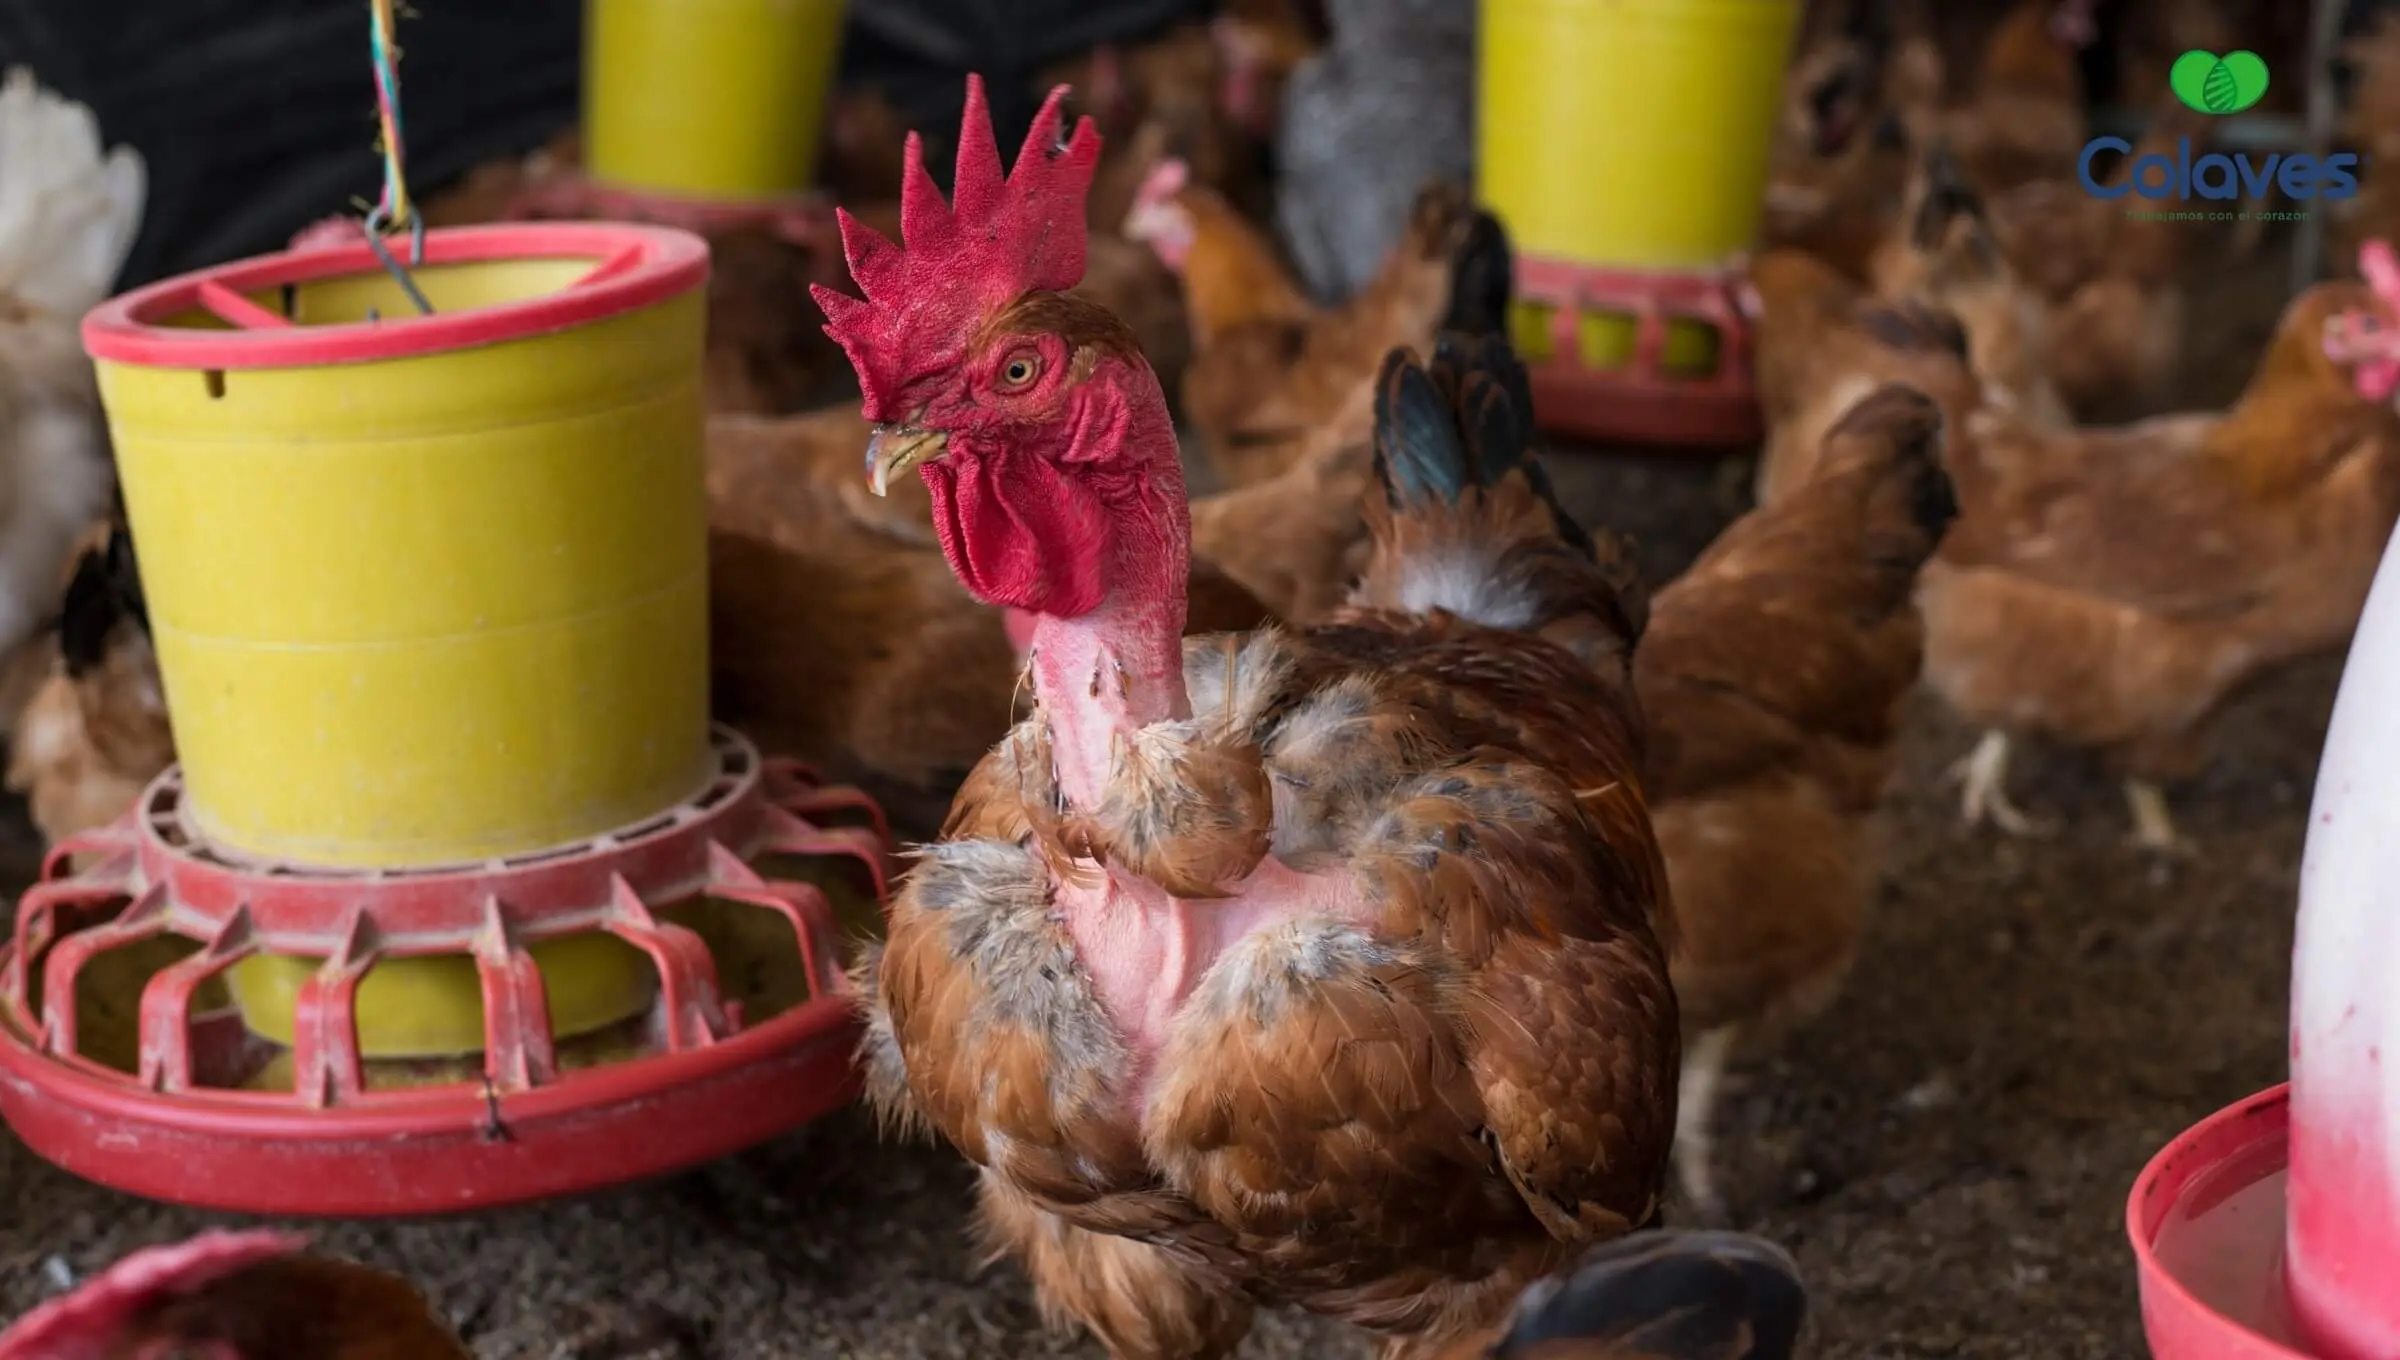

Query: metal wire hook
left=361, top=208, right=434, bottom=316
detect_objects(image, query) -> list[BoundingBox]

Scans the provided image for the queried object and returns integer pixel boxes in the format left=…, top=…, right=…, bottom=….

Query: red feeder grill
left=1515, top=256, right=1761, bottom=449
left=0, top=727, right=890, bottom=1217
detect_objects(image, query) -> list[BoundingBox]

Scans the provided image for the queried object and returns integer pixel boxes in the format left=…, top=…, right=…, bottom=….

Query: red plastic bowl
left=2129, top=1084, right=2323, bottom=1359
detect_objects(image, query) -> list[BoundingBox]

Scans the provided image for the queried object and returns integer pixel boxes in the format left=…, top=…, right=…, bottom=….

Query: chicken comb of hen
left=0, top=1230, right=308, bottom=1360
left=1492, top=1229, right=1807, bottom=1360
left=810, top=75, right=1105, bottom=421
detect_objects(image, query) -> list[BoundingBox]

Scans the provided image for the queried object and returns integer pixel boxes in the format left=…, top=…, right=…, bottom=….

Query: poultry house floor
left=0, top=249, right=2309, bottom=1358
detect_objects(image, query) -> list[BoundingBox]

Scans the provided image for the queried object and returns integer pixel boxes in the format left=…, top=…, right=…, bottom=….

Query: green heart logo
left=2169, top=49, right=2270, bottom=115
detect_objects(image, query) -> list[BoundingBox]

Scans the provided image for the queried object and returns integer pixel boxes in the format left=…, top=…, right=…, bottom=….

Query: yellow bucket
left=1479, top=0, right=1800, bottom=269
left=584, top=0, right=850, bottom=201
left=82, top=223, right=717, bottom=870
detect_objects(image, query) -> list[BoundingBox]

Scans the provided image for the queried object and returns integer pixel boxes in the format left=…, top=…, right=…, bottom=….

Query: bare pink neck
left=1028, top=446, right=1191, bottom=812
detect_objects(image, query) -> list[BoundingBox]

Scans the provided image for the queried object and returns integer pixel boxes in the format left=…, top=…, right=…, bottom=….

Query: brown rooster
left=1923, top=281, right=2400, bottom=850
left=1123, top=157, right=1512, bottom=488
left=1639, top=386, right=1958, bottom=1221
left=1430, top=1229, right=1807, bottom=1360
left=823, top=80, right=1675, bottom=1359
left=0, top=1230, right=469, bottom=1359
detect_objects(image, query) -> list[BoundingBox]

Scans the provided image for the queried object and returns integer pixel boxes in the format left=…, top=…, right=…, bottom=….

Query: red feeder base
left=0, top=726, right=891, bottom=1217
left=502, top=172, right=833, bottom=251
left=1515, top=255, right=1761, bottom=449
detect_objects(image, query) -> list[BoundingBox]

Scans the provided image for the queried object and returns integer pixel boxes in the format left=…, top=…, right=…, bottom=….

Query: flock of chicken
left=8, top=0, right=2400, bottom=1356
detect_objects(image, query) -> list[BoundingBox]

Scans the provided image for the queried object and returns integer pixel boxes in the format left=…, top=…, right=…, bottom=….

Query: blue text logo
left=2075, top=136, right=2360, bottom=202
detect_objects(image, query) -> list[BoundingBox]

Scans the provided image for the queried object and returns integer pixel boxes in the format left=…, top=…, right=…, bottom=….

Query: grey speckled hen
left=1274, top=0, right=1477, bottom=302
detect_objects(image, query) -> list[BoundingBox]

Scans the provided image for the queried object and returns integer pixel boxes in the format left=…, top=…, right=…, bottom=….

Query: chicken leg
left=2123, top=778, right=2191, bottom=855
left=1673, top=1026, right=1740, bottom=1227
left=1947, top=729, right=2055, bottom=836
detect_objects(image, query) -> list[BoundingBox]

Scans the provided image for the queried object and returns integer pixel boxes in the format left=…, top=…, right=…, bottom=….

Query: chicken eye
left=999, top=351, right=1042, bottom=390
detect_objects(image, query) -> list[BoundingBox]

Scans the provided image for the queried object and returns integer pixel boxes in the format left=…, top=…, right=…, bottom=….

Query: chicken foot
left=1673, top=1026, right=1740, bottom=1227
left=2123, top=779, right=2192, bottom=856
left=1945, top=729, right=2055, bottom=836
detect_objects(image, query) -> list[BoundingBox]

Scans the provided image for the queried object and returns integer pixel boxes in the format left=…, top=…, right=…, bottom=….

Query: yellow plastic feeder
left=1479, top=0, right=1800, bottom=444
left=584, top=0, right=849, bottom=203
left=78, top=222, right=715, bottom=1064
left=86, top=224, right=715, bottom=870
left=10, top=224, right=893, bottom=1217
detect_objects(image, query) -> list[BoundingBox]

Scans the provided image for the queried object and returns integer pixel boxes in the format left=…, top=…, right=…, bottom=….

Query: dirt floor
left=0, top=243, right=2320, bottom=1358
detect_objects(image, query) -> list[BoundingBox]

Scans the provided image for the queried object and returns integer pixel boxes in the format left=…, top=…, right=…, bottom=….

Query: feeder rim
left=81, top=222, right=710, bottom=371
left=2124, top=1082, right=2313, bottom=1360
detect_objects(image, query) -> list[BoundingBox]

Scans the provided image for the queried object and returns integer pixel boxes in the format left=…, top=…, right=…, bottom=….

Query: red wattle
left=922, top=454, right=1110, bottom=617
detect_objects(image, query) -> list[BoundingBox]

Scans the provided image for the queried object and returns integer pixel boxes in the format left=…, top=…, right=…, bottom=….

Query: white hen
left=0, top=67, right=144, bottom=730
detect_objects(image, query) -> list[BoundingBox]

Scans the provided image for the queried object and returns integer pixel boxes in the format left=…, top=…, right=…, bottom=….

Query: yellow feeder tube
left=584, top=0, right=850, bottom=201
left=1479, top=0, right=1800, bottom=370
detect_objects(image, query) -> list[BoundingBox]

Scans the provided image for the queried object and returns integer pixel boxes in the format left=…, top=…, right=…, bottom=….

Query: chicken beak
left=866, top=424, right=949, bottom=497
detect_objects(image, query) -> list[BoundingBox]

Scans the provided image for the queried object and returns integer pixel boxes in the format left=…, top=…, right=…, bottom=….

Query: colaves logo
left=2076, top=50, right=2360, bottom=202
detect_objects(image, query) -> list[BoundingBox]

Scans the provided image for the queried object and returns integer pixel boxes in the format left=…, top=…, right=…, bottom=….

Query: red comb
left=2326, top=239, right=2400, bottom=403
left=0, top=1230, right=308, bottom=1360
left=1133, top=158, right=1190, bottom=215
left=810, top=75, right=1104, bottom=420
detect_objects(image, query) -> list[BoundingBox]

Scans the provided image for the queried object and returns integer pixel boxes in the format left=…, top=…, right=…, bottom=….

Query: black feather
left=57, top=522, right=147, bottom=681
left=1371, top=348, right=1468, bottom=509
left=1493, top=1230, right=1808, bottom=1360
left=1440, top=209, right=1516, bottom=339
left=1370, top=334, right=1604, bottom=562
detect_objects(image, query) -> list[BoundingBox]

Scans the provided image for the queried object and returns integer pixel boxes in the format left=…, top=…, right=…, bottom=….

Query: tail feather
left=1440, top=209, right=1515, bottom=338
left=1374, top=332, right=1597, bottom=553
left=1490, top=1229, right=1808, bottom=1360
left=1359, top=335, right=1640, bottom=646
left=0, top=68, right=146, bottom=319
left=1371, top=348, right=1471, bottom=508
left=1638, top=384, right=1955, bottom=801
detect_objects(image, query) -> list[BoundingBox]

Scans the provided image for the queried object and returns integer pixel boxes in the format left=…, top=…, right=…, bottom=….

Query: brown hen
left=1922, top=281, right=2400, bottom=850
left=1747, top=246, right=1985, bottom=503
left=1919, top=0, right=2092, bottom=194
left=831, top=86, right=1675, bottom=1348
left=1638, top=386, right=1958, bottom=1221
left=4, top=511, right=170, bottom=849
left=1760, top=0, right=1917, bottom=280
left=1125, top=162, right=1514, bottom=488
left=1866, top=143, right=2073, bottom=429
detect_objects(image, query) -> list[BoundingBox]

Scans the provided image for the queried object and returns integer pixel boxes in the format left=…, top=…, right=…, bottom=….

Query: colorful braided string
left=366, top=0, right=414, bottom=236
